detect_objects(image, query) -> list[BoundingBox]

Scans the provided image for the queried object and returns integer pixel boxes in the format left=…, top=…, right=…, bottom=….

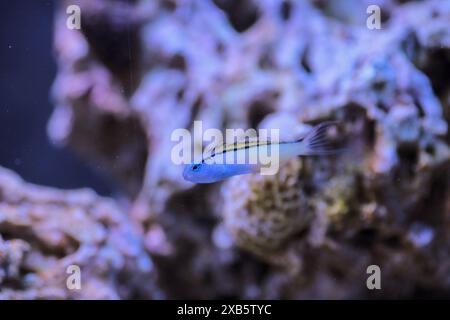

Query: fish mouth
left=182, top=165, right=195, bottom=182
left=182, top=166, right=190, bottom=181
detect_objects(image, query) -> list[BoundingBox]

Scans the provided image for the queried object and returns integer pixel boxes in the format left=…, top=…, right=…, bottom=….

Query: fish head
left=182, top=162, right=227, bottom=184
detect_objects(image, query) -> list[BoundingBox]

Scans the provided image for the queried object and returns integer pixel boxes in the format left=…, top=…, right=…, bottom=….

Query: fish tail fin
left=297, top=121, right=344, bottom=156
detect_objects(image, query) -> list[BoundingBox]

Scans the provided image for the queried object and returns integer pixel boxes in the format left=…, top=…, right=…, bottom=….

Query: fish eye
left=192, top=164, right=201, bottom=172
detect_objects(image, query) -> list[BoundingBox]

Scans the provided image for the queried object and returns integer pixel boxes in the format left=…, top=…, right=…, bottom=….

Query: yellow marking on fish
left=202, top=138, right=274, bottom=163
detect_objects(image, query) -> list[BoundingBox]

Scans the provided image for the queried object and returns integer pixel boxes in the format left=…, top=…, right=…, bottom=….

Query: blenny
left=183, top=121, right=341, bottom=183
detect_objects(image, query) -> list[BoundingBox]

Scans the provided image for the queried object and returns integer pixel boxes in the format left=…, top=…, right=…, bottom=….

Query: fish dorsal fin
left=236, top=129, right=258, bottom=140
left=203, top=129, right=257, bottom=155
left=203, top=141, right=220, bottom=156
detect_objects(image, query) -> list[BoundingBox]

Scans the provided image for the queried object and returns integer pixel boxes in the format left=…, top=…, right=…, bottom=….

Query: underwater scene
left=0, top=0, right=449, bottom=300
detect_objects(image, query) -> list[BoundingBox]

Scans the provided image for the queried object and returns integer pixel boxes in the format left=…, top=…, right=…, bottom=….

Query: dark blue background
left=0, top=0, right=112, bottom=195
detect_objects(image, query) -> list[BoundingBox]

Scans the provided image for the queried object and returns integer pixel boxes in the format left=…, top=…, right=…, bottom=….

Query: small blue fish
left=183, top=121, right=342, bottom=184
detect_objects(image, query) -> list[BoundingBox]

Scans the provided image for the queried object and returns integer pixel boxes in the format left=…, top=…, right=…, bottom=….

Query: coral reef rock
left=221, top=159, right=308, bottom=271
left=23, top=0, right=450, bottom=298
left=0, top=167, right=159, bottom=299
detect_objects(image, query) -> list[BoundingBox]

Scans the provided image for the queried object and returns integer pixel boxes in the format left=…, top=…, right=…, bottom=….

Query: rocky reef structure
left=0, top=166, right=159, bottom=299
left=1, top=0, right=449, bottom=298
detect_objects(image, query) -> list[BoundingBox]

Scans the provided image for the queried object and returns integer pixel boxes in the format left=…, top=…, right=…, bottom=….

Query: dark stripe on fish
left=202, top=139, right=296, bottom=162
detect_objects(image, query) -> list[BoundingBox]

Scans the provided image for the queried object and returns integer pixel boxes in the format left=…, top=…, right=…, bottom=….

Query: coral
left=221, top=159, right=308, bottom=270
left=49, top=1, right=150, bottom=197
left=0, top=166, right=159, bottom=299
left=1, top=0, right=446, bottom=299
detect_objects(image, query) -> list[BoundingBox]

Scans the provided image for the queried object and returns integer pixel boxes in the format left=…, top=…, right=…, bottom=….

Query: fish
left=183, top=121, right=342, bottom=184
